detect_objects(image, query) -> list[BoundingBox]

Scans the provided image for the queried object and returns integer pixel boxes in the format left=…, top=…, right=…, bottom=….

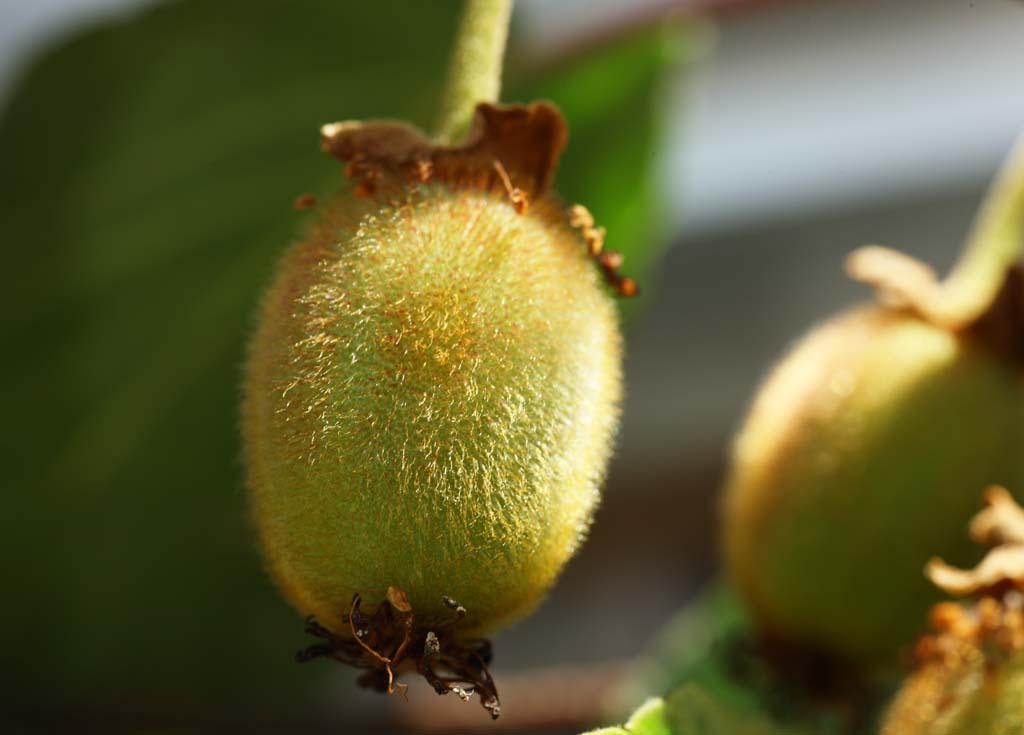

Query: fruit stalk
left=847, top=133, right=1024, bottom=331
left=880, top=487, right=1024, bottom=735
left=947, top=134, right=1024, bottom=318
left=434, top=0, right=513, bottom=143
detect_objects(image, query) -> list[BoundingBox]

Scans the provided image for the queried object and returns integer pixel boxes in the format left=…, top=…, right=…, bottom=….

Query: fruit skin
left=723, top=305, right=1024, bottom=664
left=242, top=180, right=622, bottom=635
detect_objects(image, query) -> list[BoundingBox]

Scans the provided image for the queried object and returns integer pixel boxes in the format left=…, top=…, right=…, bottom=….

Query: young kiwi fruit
left=881, top=487, right=1024, bottom=735
left=723, top=137, right=1024, bottom=667
left=241, top=102, right=629, bottom=714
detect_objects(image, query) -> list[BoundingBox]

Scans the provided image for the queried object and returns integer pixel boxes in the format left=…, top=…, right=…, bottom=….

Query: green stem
left=846, top=135, right=1024, bottom=330
left=434, top=0, right=513, bottom=144
left=946, top=134, right=1024, bottom=304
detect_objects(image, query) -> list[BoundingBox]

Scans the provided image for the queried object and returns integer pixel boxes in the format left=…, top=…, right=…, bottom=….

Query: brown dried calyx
left=321, top=101, right=565, bottom=196
left=847, top=249, right=1024, bottom=361
left=926, top=486, right=1024, bottom=598
left=296, top=586, right=501, bottom=719
left=845, top=136, right=1024, bottom=350
left=910, top=487, right=1024, bottom=669
left=911, top=593, right=1024, bottom=673
left=319, top=101, right=638, bottom=297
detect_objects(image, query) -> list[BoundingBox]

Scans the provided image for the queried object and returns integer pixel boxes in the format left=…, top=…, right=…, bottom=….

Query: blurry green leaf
left=624, top=697, right=674, bottom=735
left=508, top=20, right=703, bottom=314
left=609, top=581, right=749, bottom=715
left=0, top=0, right=692, bottom=712
left=665, top=684, right=819, bottom=735
left=585, top=683, right=821, bottom=735
left=607, top=583, right=856, bottom=735
left=582, top=698, right=672, bottom=735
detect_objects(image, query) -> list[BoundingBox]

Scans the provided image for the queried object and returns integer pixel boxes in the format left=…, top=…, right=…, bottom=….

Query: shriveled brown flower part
left=846, top=247, right=1024, bottom=360
left=881, top=490, right=1024, bottom=735
left=926, top=486, right=1024, bottom=598
left=970, top=485, right=1024, bottom=547
left=913, top=593, right=1024, bottom=675
left=847, top=136, right=1024, bottom=338
left=321, top=102, right=566, bottom=195
left=319, top=101, right=637, bottom=296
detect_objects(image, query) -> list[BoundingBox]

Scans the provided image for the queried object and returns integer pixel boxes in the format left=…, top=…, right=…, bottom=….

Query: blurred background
left=3, top=0, right=1024, bottom=732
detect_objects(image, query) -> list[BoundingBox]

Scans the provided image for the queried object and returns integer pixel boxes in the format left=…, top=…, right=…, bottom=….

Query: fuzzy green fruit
left=242, top=103, right=622, bottom=639
left=723, top=305, right=1024, bottom=663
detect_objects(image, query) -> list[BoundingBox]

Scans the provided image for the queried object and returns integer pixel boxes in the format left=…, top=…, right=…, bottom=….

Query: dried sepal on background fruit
left=927, top=485, right=1024, bottom=597
left=882, top=487, right=1024, bottom=735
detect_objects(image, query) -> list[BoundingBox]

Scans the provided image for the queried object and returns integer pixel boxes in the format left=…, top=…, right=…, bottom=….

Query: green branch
left=944, top=133, right=1024, bottom=315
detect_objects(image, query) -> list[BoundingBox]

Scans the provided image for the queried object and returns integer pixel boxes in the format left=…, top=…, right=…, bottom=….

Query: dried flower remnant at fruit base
left=318, top=102, right=637, bottom=296
left=881, top=487, right=1024, bottom=735
left=920, top=486, right=1024, bottom=666
left=927, top=486, right=1024, bottom=598
left=296, top=587, right=502, bottom=718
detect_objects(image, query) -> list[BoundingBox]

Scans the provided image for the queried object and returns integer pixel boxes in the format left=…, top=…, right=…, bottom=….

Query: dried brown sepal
left=412, top=158, right=433, bottom=183
left=925, top=486, right=1024, bottom=598
left=386, top=585, right=413, bottom=614
left=970, top=485, right=1024, bottom=547
left=296, top=588, right=501, bottom=720
left=926, top=547, right=1024, bottom=599
left=569, top=203, right=638, bottom=298
left=911, top=592, right=1024, bottom=672
left=293, top=193, right=317, bottom=210
left=321, top=120, right=435, bottom=169
left=321, top=101, right=565, bottom=199
left=845, top=246, right=1024, bottom=345
left=567, top=203, right=594, bottom=230
left=613, top=275, right=639, bottom=298
left=888, top=480, right=1024, bottom=735
left=492, top=159, right=529, bottom=213
left=442, top=595, right=467, bottom=620
left=319, top=102, right=639, bottom=298
left=597, top=251, right=622, bottom=269
left=910, top=488, right=1024, bottom=673
left=846, top=245, right=940, bottom=312
left=885, top=592, right=1024, bottom=735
